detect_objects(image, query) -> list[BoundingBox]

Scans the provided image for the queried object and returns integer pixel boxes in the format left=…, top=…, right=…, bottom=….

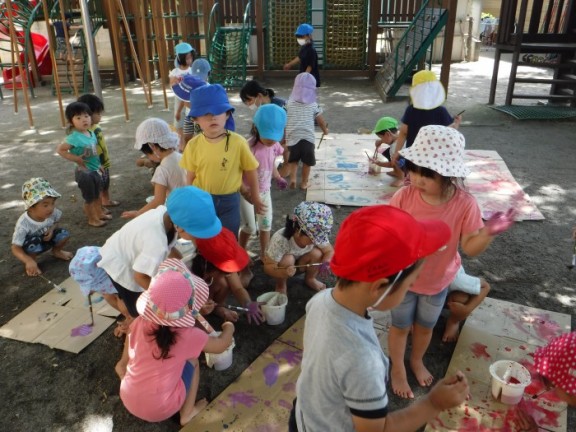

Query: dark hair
left=65, top=101, right=92, bottom=123
left=149, top=325, right=177, bottom=360
left=404, top=159, right=463, bottom=196
left=240, top=80, right=275, bottom=103
left=282, top=214, right=303, bottom=240
left=77, top=94, right=104, bottom=113
left=177, top=49, right=196, bottom=67
left=249, top=125, right=261, bottom=145
left=376, top=128, right=398, bottom=135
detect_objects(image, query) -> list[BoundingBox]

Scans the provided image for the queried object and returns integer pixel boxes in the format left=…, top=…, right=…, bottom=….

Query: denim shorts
left=182, top=360, right=195, bottom=394
left=391, top=288, right=449, bottom=329
left=23, top=228, right=70, bottom=255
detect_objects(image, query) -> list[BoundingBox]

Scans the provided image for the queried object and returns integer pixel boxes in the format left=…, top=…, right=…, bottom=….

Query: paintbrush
left=226, top=305, right=249, bottom=313
left=88, top=294, right=95, bottom=326
left=317, top=124, right=329, bottom=150
left=364, top=151, right=373, bottom=160
left=568, top=240, right=576, bottom=270
left=277, top=262, right=323, bottom=269
left=38, top=274, right=66, bottom=293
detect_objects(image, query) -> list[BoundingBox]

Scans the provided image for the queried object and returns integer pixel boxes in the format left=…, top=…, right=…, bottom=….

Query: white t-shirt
left=98, top=206, right=177, bottom=292
left=265, top=228, right=315, bottom=262
left=151, top=152, right=186, bottom=193
left=12, top=209, right=62, bottom=246
left=169, top=66, right=191, bottom=79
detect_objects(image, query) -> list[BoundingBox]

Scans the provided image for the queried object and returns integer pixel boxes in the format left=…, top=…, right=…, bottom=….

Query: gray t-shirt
left=295, top=289, right=389, bottom=431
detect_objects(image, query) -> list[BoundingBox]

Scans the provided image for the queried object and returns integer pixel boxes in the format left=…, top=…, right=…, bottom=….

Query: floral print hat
left=400, top=125, right=470, bottom=178
left=22, top=177, right=61, bottom=209
left=292, top=201, right=333, bottom=246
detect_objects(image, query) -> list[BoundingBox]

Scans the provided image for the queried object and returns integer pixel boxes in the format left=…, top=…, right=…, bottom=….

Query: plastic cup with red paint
left=489, top=360, right=532, bottom=405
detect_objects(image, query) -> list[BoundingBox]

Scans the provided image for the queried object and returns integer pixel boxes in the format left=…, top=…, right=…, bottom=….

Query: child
left=264, top=201, right=333, bottom=294
left=194, top=227, right=264, bottom=324
left=290, top=205, right=468, bottom=432
left=369, top=116, right=403, bottom=183
left=121, top=118, right=186, bottom=219
left=77, top=94, right=119, bottom=208
left=11, top=178, right=73, bottom=276
left=69, top=246, right=131, bottom=337
left=387, top=125, right=515, bottom=399
left=169, top=42, right=196, bottom=149
left=239, top=104, right=287, bottom=259
left=180, top=84, right=264, bottom=237
left=119, top=258, right=234, bottom=426
left=52, top=13, right=76, bottom=60
left=56, top=101, right=109, bottom=227
left=283, top=23, right=320, bottom=88
left=391, top=70, right=463, bottom=183
left=240, top=80, right=286, bottom=110
left=172, top=73, right=208, bottom=149
left=285, top=73, right=328, bottom=190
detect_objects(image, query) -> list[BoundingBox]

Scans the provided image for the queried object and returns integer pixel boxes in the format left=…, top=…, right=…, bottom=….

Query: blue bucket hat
left=172, top=75, right=207, bottom=102
left=69, top=246, right=117, bottom=297
left=189, top=84, right=235, bottom=118
left=253, top=104, right=287, bottom=142
left=166, top=186, right=222, bottom=239
left=295, top=23, right=313, bottom=36
left=175, top=42, right=194, bottom=55
left=191, top=58, right=211, bottom=81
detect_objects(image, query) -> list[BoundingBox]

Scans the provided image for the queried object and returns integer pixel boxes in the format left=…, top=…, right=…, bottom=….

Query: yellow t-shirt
left=180, top=131, right=259, bottom=194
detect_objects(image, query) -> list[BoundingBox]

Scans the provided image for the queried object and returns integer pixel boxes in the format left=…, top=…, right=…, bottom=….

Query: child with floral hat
left=11, top=178, right=73, bottom=276
left=387, top=125, right=515, bottom=399
left=264, top=201, right=334, bottom=293
left=119, top=258, right=234, bottom=426
left=283, top=23, right=320, bottom=88
left=180, top=84, right=263, bottom=237
left=285, top=73, right=329, bottom=190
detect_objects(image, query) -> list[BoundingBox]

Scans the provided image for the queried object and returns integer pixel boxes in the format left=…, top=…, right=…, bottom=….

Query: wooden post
left=59, top=2, right=79, bottom=96
left=151, top=0, right=169, bottom=109
left=254, top=0, right=264, bottom=78
left=105, top=0, right=130, bottom=120
left=41, top=0, right=65, bottom=127
left=439, top=0, right=457, bottom=94
left=135, top=0, right=153, bottom=104
left=367, top=0, right=380, bottom=79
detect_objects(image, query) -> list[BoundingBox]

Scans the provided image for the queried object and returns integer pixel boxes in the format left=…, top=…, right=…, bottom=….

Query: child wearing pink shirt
left=388, top=125, right=515, bottom=399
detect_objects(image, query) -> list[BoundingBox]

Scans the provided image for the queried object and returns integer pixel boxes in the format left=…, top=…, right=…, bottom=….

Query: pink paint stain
left=228, top=391, right=259, bottom=408
left=282, top=382, right=296, bottom=393
left=470, top=342, right=491, bottom=360
left=263, top=362, right=279, bottom=387
left=275, top=349, right=302, bottom=366
left=533, top=316, right=562, bottom=342
left=278, top=399, right=292, bottom=410
left=70, top=324, right=93, bottom=337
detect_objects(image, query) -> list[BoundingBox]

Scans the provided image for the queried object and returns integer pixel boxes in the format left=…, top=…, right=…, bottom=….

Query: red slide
left=1, top=30, right=52, bottom=89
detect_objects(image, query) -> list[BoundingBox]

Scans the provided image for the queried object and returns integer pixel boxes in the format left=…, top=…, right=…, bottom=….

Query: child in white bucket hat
left=388, top=125, right=516, bottom=399
left=119, top=258, right=234, bottom=426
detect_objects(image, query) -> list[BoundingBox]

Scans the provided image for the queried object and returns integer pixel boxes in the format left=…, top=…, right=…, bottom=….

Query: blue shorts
left=182, top=361, right=195, bottom=394
left=211, top=192, right=240, bottom=239
left=391, top=288, right=449, bottom=329
left=22, top=227, right=70, bottom=255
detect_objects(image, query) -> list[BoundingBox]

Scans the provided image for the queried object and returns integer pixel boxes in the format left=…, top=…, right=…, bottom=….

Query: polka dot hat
left=533, top=331, right=576, bottom=395
left=400, top=125, right=470, bottom=178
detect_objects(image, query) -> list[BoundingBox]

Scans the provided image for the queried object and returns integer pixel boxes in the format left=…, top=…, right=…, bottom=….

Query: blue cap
left=191, top=58, right=211, bottom=81
left=172, top=75, right=207, bottom=102
left=175, top=42, right=194, bottom=55
left=189, top=84, right=235, bottom=118
left=253, top=105, right=287, bottom=142
left=295, top=23, right=313, bottom=36
left=166, top=186, right=222, bottom=239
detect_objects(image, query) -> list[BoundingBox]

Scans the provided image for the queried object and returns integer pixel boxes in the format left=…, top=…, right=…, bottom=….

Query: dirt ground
left=1, top=51, right=575, bottom=431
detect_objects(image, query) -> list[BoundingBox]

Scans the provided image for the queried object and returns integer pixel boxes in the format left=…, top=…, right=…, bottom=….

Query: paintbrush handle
left=277, top=262, right=322, bottom=269
left=88, top=294, right=94, bottom=326
left=226, top=305, right=249, bottom=312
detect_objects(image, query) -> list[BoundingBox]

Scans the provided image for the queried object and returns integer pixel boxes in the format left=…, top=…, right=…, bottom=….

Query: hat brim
left=172, top=84, right=190, bottom=102
left=400, top=146, right=471, bottom=177
left=410, top=81, right=446, bottom=110
left=179, top=218, right=222, bottom=239
left=189, top=104, right=235, bottom=118
left=415, top=219, right=451, bottom=259
left=136, top=290, right=197, bottom=327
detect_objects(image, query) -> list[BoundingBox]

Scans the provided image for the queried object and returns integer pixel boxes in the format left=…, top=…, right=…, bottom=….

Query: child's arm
left=318, top=243, right=334, bottom=263
left=185, top=170, right=196, bottom=185
left=391, top=123, right=408, bottom=164
left=121, top=182, right=168, bottom=219
left=262, top=254, right=296, bottom=279
left=461, top=210, right=516, bottom=257
left=56, top=142, right=86, bottom=169
left=11, top=244, right=41, bottom=276
left=243, top=169, right=266, bottom=215
left=134, top=271, right=152, bottom=290
left=315, top=114, right=329, bottom=135
left=283, top=56, right=300, bottom=70
left=203, top=321, right=235, bottom=354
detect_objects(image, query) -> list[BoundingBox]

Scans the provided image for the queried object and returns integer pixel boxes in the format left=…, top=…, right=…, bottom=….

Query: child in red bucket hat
left=289, top=205, right=469, bottom=432
left=119, top=258, right=234, bottom=426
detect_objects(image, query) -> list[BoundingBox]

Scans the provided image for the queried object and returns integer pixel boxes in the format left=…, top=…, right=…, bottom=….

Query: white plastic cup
left=205, top=332, right=234, bottom=371
left=257, top=292, right=288, bottom=325
left=489, top=360, right=531, bottom=405
left=368, top=162, right=382, bottom=175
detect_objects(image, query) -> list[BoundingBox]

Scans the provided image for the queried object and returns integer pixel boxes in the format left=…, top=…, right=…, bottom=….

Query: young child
left=264, top=201, right=333, bottom=294
left=194, top=227, right=264, bottom=324
left=121, top=118, right=186, bottom=219
left=240, top=80, right=286, bottom=110
left=290, top=205, right=468, bottom=432
left=283, top=23, right=320, bottom=88
left=11, top=178, right=73, bottom=276
left=285, top=73, right=328, bottom=190
left=392, top=70, right=463, bottom=183
left=369, top=116, right=403, bottom=183
left=239, top=104, right=287, bottom=259
left=77, top=94, right=119, bottom=208
left=173, top=72, right=208, bottom=149
left=52, top=13, right=76, bottom=60
left=388, top=125, right=515, bottom=399
left=119, top=258, right=234, bottom=426
left=69, top=246, right=131, bottom=337
left=180, top=84, right=264, bottom=237
left=169, top=42, right=195, bottom=149
left=56, top=101, right=109, bottom=227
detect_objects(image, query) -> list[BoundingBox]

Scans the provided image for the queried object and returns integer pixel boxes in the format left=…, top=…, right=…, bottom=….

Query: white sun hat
left=409, top=70, right=446, bottom=110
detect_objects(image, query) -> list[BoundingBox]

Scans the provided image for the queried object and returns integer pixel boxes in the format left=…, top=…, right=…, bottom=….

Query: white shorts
left=448, top=265, right=481, bottom=296
left=239, top=190, right=273, bottom=234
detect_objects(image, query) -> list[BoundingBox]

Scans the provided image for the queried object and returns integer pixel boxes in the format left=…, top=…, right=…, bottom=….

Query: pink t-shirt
left=243, top=137, right=284, bottom=193
left=120, top=318, right=209, bottom=422
left=390, top=186, right=483, bottom=295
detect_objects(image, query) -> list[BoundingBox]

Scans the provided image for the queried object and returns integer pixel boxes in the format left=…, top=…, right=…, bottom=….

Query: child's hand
left=43, top=227, right=54, bottom=242
left=76, top=156, right=87, bottom=170
left=121, top=210, right=139, bottom=219
left=428, top=371, right=469, bottom=411
left=485, top=208, right=516, bottom=236
left=374, top=139, right=383, bottom=148
left=200, top=299, right=216, bottom=315
left=254, top=199, right=267, bottom=216
left=514, top=406, right=538, bottom=432
left=25, top=260, right=42, bottom=277
left=285, top=265, right=297, bottom=277
left=275, top=177, right=288, bottom=190
left=245, top=301, right=265, bottom=325
left=221, top=321, right=235, bottom=334
left=318, top=262, right=331, bottom=278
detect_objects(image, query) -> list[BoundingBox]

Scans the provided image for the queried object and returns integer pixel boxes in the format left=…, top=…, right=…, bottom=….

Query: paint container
left=257, top=292, right=288, bottom=325
left=205, top=332, right=235, bottom=371
left=368, top=161, right=382, bottom=175
left=489, top=360, right=531, bottom=405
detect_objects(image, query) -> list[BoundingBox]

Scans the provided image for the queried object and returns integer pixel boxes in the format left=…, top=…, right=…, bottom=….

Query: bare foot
left=180, top=398, right=208, bottom=426
left=102, top=207, right=112, bottom=215
left=386, top=171, right=399, bottom=178
left=100, top=214, right=113, bottom=220
left=410, top=358, right=434, bottom=387
left=300, top=182, right=309, bottom=190
left=52, top=249, right=74, bottom=261
left=442, top=319, right=461, bottom=343
left=289, top=181, right=296, bottom=189
left=305, top=278, right=326, bottom=292
left=391, top=363, right=414, bottom=399
left=88, top=220, right=107, bottom=227
left=113, top=320, right=131, bottom=338
left=115, top=361, right=127, bottom=380
left=102, top=200, right=120, bottom=207
left=214, top=306, right=238, bottom=322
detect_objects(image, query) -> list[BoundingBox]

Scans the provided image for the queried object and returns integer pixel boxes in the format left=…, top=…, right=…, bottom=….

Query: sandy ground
left=0, top=50, right=575, bottom=431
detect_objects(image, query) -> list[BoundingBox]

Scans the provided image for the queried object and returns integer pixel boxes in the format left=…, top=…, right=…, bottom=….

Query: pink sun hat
left=289, top=72, right=317, bottom=104
left=532, top=331, right=576, bottom=396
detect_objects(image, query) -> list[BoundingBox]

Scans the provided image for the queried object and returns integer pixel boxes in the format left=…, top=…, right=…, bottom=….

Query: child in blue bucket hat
left=180, top=84, right=263, bottom=239
left=169, top=42, right=196, bottom=150
left=283, top=23, right=320, bottom=87
left=171, top=74, right=208, bottom=150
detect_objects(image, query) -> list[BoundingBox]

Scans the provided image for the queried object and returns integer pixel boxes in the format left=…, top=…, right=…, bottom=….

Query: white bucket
left=257, top=292, right=288, bottom=325
left=368, top=162, right=382, bottom=175
left=489, top=360, right=531, bottom=405
left=205, top=332, right=235, bottom=371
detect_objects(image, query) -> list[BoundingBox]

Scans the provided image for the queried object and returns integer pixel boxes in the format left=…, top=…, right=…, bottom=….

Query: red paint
left=504, top=346, right=512, bottom=352
left=470, top=342, right=491, bottom=359
left=507, top=376, right=520, bottom=384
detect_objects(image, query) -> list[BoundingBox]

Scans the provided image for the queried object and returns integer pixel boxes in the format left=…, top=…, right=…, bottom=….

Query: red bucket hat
left=195, top=228, right=250, bottom=273
left=330, top=205, right=450, bottom=282
left=532, top=331, right=576, bottom=396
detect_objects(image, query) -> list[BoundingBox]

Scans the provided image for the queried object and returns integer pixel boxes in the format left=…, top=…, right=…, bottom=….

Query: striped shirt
left=285, top=100, right=322, bottom=147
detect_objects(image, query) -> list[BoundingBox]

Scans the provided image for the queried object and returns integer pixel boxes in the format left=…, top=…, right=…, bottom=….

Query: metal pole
left=79, top=0, right=102, bottom=98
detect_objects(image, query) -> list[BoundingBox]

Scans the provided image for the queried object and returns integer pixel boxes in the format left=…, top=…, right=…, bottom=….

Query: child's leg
left=256, top=191, right=273, bottom=261
left=443, top=291, right=470, bottom=342
left=443, top=277, right=490, bottom=342
left=83, top=201, right=105, bottom=227
left=102, top=294, right=133, bottom=337
left=258, top=230, right=271, bottom=262
left=210, top=272, right=239, bottom=322
left=288, top=162, right=298, bottom=189
left=238, top=195, right=256, bottom=250
left=50, top=228, right=73, bottom=260
left=274, top=254, right=296, bottom=294
left=179, top=359, right=208, bottom=426
left=300, top=164, right=311, bottom=190
left=115, top=335, right=129, bottom=379
left=300, top=140, right=316, bottom=190
left=298, top=247, right=325, bottom=291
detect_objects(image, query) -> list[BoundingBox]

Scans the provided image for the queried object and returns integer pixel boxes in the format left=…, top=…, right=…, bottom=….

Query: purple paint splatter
left=228, top=391, right=259, bottom=408
left=283, top=382, right=296, bottom=393
left=71, top=324, right=93, bottom=337
left=278, top=399, right=292, bottom=410
left=275, top=349, right=302, bottom=366
left=263, top=362, right=279, bottom=387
